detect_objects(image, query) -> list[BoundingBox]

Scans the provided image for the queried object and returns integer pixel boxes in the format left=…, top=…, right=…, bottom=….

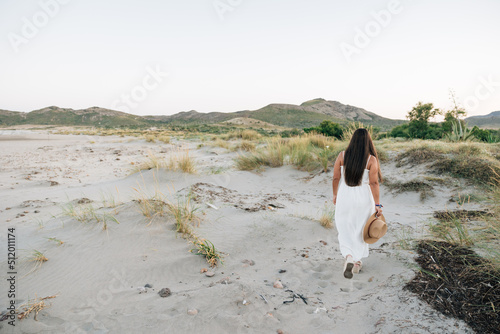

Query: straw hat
left=363, top=213, right=387, bottom=244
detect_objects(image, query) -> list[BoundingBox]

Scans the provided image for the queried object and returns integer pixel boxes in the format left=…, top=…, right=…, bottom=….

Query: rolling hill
left=1, top=99, right=406, bottom=130
left=466, top=111, right=500, bottom=129
left=0, top=106, right=150, bottom=127
left=146, top=98, right=405, bottom=130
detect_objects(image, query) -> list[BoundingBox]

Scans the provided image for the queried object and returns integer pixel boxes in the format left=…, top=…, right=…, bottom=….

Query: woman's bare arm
left=368, top=157, right=382, bottom=214
left=332, top=152, right=343, bottom=204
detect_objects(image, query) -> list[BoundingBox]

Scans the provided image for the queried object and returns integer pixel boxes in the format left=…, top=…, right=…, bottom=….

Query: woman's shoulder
left=367, top=154, right=378, bottom=169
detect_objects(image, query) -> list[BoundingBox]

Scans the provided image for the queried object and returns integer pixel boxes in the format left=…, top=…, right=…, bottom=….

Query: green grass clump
left=61, top=201, right=119, bottom=230
left=235, top=134, right=342, bottom=172
left=428, top=217, right=474, bottom=246
left=191, top=238, right=223, bottom=267
left=383, top=178, right=434, bottom=201
left=46, top=237, right=64, bottom=245
left=133, top=183, right=199, bottom=238
left=395, top=145, right=444, bottom=167
left=166, top=195, right=200, bottom=237
left=341, top=122, right=374, bottom=142
left=431, top=155, right=500, bottom=185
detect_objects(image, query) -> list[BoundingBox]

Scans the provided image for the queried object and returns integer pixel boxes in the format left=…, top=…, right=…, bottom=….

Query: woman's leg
left=343, top=255, right=354, bottom=279
left=353, top=260, right=362, bottom=274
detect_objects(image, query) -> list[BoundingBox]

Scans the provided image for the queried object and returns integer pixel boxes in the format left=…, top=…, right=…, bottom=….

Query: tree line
left=301, top=101, right=500, bottom=143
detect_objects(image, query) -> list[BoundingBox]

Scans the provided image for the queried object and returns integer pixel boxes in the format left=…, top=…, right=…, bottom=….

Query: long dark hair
left=344, top=128, right=382, bottom=186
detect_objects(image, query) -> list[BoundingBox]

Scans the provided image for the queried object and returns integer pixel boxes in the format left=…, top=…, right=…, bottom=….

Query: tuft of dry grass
left=145, top=135, right=156, bottom=143
left=30, top=249, right=48, bottom=263
left=132, top=149, right=196, bottom=174
left=319, top=204, right=335, bottom=229
left=241, top=129, right=261, bottom=141
left=130, top=151, right=165, bottom=173
left=174, top=150, right=197, bottom=174
left=17, top=295, right=57, bottom=321
left=211, top=138, right=231, bottom=150
left=133, top=189, right=167, bottom=223
left=22, top=250, right=49, bottom=277
left=238, top=140, right=256, bottom=152
left=133, top=179, right=200, bottom=238
left=158, top=135, right=170, bottom=144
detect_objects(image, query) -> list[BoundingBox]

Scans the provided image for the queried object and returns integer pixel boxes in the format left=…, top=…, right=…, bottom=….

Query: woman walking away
left=332, top=128, right=383, bottom=279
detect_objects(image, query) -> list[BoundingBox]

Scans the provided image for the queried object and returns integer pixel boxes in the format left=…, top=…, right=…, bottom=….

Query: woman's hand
left=333, top=195, right=337, bottom=205
left=375, top=206, right=383, bottom=216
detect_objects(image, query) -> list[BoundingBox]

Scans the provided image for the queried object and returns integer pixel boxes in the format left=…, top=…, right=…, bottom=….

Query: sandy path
left=0, top=131, right=475, bottom=333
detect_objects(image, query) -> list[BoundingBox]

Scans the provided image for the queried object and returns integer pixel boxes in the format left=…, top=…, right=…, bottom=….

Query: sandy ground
left=0, top=130, right=481, bottom=333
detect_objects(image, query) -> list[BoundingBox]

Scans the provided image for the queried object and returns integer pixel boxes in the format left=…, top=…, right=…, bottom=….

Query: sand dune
left=0, top=130, right=476, bottom=333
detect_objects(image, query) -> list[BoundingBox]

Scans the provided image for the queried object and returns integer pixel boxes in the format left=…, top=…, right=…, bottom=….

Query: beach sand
left=0, top=130, right=476, bottom=333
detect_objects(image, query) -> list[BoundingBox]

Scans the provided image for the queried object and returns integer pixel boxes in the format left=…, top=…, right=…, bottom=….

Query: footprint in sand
left=340, top=280, right=365, bottom=292
left=311, top=264, right=326, bottom=273
left=318, top=281, right=329, bottom=288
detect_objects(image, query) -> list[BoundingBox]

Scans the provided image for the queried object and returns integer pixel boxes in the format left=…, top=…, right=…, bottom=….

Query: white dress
left=334, top=155, right=376, bottom=261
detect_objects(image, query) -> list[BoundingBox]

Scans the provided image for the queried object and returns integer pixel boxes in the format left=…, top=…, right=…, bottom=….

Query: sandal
left=343, top=256, right=354, bottom=279
left=352, top=261, right=362, bottom=274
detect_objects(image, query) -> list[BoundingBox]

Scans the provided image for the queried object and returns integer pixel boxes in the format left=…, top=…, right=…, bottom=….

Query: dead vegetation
left=17, top=295, right=57, bottom=321
left=383, top=178, right=435, bottom=201
left=405, top=241, right=499, bottom=334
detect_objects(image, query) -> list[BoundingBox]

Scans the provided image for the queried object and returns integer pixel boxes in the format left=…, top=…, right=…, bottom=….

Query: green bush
left=303, top=120, right=343, bottom=139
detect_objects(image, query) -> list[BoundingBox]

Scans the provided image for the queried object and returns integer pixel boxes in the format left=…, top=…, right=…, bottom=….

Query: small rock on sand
left=277, top=330, right=284, bottom=334
left=241, top=259, right=255, bottom=266
left=144, top=284, right=153, bottom=288
left=77, top=198, right=92, bottom=204
left=273, top=280, right=283, bottom=289
left=158, top=288, right=171, bottom=297
left=187, top=309, right=198, bottom=315
left=205, top=271, right=215, bottom=277
left=279, top=269, right=286, bottom=273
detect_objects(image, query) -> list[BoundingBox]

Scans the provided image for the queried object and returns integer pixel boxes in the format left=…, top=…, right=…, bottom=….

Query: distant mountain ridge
left=144, top=98, right=405, bottom=129
left=0, top=106, right=149, bottom=127
left=1, top=99, right=405, bottom=129
left=465, top=111, right=500, bottom=129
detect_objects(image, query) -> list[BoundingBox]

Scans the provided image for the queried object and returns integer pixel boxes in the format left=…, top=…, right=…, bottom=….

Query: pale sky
left=1, top=0, right=499, bottom=120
